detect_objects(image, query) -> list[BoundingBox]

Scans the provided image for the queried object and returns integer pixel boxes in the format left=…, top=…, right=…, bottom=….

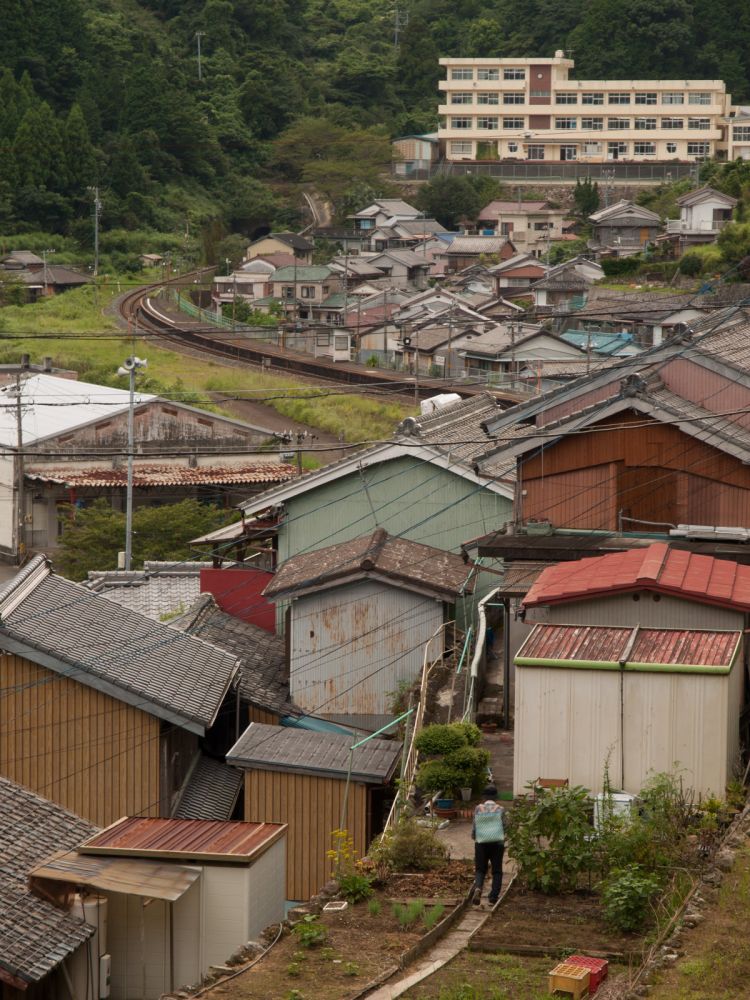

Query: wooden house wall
left=244, top=770, right=368, bottom=901
left=0, top=654, right=160, bottom=826
left=520, top=413, right=750, bottom=530
left=662, top=358, right=750, bottom=429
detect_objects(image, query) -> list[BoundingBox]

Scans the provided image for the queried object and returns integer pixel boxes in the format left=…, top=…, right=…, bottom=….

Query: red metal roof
left=517, top=623, right=741, bottom=672
left=26, top=464, right=297, bottom=488
left=79, top=817, right=286, bottom=863
left=523, top=543, right=750, bottom=612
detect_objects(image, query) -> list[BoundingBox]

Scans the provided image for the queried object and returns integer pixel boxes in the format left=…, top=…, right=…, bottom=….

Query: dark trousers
left=474, top=841, right=504, bottom=900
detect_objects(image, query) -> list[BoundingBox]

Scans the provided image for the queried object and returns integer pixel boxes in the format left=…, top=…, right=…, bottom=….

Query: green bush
left=370, top=817, right=448, bottom=872
left=601, top=255, right=642, bottom=277
left=338, top=871, right=373, bottom=903
left=415, top=724, right=469, bottom=757
left=677, top=253, right=703, bottom=276
left=600, top=865, right=661, bottom=932
left=291, top=915, right=328, bottom=949
left=414, top=723, right=489, bottom=795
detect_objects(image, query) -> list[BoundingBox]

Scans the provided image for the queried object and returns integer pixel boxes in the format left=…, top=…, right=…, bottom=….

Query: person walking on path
left=471, top=784, right=505, bottom=905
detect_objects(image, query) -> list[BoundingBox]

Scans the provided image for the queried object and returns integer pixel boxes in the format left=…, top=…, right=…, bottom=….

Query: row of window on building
left=448, top=115, right=714, bottom=130
left=449, top=141, right=711, bottom=158
left=448, top=89, right=716, bottom=106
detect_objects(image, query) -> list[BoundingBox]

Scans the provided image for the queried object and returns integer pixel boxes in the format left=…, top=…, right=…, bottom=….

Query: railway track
left=118, top=274, right=522, bottom=405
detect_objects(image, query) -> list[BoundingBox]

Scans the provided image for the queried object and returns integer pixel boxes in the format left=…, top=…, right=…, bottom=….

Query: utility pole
left=394, top=5, right=409, bottom=47
left=117, top=357, right=148, bottom=570
left=445, top=300, right=455, bottom=380
left=195, top=31, right=205, bottom=81
left=42, top=248, right=55, bottom=296
left=14, top=373, right=25, bottom=564
left=88, top=186, right=102, bottom=277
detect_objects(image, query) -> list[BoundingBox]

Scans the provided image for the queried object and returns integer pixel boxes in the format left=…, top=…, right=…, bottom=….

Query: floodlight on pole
left=117, top=356, right=148, bottom=570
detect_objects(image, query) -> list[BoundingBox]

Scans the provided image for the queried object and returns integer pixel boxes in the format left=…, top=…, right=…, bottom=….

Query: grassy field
left=0, top=281, right=414, bottom=443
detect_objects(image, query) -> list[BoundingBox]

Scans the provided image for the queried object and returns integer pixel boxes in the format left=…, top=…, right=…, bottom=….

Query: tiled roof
left=523, top=543, right=750, bottom=612
left=86, top=561, right=212, bottom=620
left=170, top=595, right=290, bottom=713
left=446, top=236, right=512, bottom=255
left=0, top=777, right=96, bottom=986
left=0, top=556, right=240, bottom=733
left=227, top=722, right=402, bottom=782
left=264, top=527, right=474, bottom=601
left=517, top=623, right=741, bottom=673
left=272, top=265, right=334, bottom=281
left=256, top=232, right=315, bottom=251
left=26, top=463, right=296, bottom=488
left=173, top=754, right=244, bottom=820
left=479, top=200, right=549, bottom=218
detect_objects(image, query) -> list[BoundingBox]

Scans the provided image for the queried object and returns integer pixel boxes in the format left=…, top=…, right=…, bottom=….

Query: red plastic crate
left=567, top=956, right=609, bottom=994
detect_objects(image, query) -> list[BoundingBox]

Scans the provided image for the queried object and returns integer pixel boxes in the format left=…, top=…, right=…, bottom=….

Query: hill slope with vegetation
left=2, top=0, right=750, bottom=261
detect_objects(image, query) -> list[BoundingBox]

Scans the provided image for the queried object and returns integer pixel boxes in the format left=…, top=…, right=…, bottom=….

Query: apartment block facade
left=439, top=52, right=731, bottom=164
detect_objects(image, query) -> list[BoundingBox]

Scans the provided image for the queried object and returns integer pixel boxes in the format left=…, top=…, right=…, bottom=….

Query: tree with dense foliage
left=573, top=178, right=600, bottom=217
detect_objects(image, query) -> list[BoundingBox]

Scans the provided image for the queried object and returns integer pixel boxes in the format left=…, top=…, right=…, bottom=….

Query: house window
left=451, top=117, right=472, bottom=129
left=504, top=68, right=525, bottom=80
left=560, top=145, right=577, bottom=160
left=689, top=92, right=712, bottom=105
left=556, top=93, right=578, bottom=104
left=688, top=117, right=710, bottom=130
left=281, top=286, right=295, bottom=299
left=666, top=142, right=678, bottom=153
left=582, top=92, right=604, bottom=105
left=608, top=141, right=628, bottom=157
left=583, top=142, right=603, bottom=155
left=662, top=92, right=684, bottom=104
left=635, top=117, right=657, bottom=130
left=477, top=116, right=499, bottom=129
left=530, top=90, right=551, bottom=98
left=503, top=117, right=524, bottom=129
left=478, top=68, right=500, bottom=81
left=555, top=116, right=577, bottom=129
left=503, top=93, right=524, bottom=104
left=635, top=92, right=657, bottom=105
left=608, top=117, right=631, bottom=130
left=733, top=126, right=750, bottom=141
left=581, top=117, right=604, bottom=130
left=478, top=93, right=500, bottom=105
left=608, top=92, right=631, bottom=104
left=451, top=92, right=473, bottom=104
left=451, top=68, right=473, bottom=80
left=687, top=142, right=710, bottom=156
left=300, top=286, right=315, bottom=298
left=527, top=144, right=545, bottom=159
left=634, top=142, right=656, bottom=155
left=533, top=221, right=551, bottom=230
left=661, top=118, right=684, bottom=129
left=451, top=141, right=473, bottom=154
left=508, top=142, right=519, bottom=152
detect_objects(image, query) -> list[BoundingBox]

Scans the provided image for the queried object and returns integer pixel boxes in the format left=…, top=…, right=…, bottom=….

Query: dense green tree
left=13, top=102, right=64, bottom=190
left=573, top=178, right=600, bottom=217
left=62, top=104, right=96, bottom=195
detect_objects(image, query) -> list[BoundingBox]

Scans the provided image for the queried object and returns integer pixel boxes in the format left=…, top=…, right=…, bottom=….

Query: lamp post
left=117, top=356, right=148, bottom=570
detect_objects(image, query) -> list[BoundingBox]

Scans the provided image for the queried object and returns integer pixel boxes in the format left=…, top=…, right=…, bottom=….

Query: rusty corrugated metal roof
left=79, top=817, right=286, bottom=863
left=523, top=543, right=750, bottom=612
left=517, top=623, right=741, bottom=673
left=25, top=463, right=297, bottom=488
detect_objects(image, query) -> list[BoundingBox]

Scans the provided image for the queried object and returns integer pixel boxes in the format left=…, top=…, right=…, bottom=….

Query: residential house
left=349, top=199, right=420, bottom=233
left=438, top=53, right=730, bottom=164
left=268, top=265, right=342, bottom=321
left=0, top=554, right=241, bottom=827
left=727, top=106, right=750, bottom=160
left=561, top=330, right=641, bottom=358
left=86, top=560, right=214, bottom=619
left=29, top=816, right=287, bottom=999
left=489, top=254, right=549, bottom=296
left=245, top=232, right=314, bottom=264
left=661, top=186, right=737, bottom=256
left=567, top=288, right=715, bottom=348
left=442, top=236, right=517, bottom=272
left=477, top=200, right=568, bottom=254
left=366, top=249, right=431, bottom=289
left=530, top=257, right=603, bottom=312
left=1, top=373, right=294, bottom=558
left=0, top=777, right=95, bottom=999
left=392, top=133, right=439, bottom=177
left=228, top=723, right=402, bottom=900
left=397, top=319, right=499, bottom=376
left=0, top=252, right=91, bottom=300
left=458, top=325, right=595, bottom=385
left=514, top=544, right=750, bottom=795
left=475, top=307, right=750, bottom=532
left=263, top=528, right=474, bottom=730
left=211, top=254, right=296, bottom=309
left=588, top=200, right=661, bottom=251
left=365, top=218, right=447, bottom=253
left=192, top=393, right=514, bottom=605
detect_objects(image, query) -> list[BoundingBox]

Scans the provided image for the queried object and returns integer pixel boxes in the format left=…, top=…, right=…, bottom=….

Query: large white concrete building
left=439, top=52, right=731, bottom=164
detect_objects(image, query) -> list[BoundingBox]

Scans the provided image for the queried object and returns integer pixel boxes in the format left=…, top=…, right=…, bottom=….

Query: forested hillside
left=2, top=0, right=750, bottom=259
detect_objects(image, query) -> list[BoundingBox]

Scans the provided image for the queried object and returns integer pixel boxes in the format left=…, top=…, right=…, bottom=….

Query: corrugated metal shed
left=228, top=722, right=401, bottom=783
left=517, top=623, right=741, bottom=673
left=30, top=851, right=201, bottom=901
left=523, top=543, right=750, bottom=612
left=80, top=816, right=286, bottom=863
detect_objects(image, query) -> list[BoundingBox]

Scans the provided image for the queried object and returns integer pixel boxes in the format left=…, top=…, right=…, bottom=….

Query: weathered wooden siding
left=520, top=462, right=619, bottom=530
left=662, top=358, right=750, bottom=430
left=244, top=770, right=367, bottom=901
left=0, top=654, right=160, bottom=826
left=247, top=705, right=279, bottom=726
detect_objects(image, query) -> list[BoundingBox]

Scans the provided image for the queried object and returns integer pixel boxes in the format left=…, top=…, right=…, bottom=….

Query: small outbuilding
left=228, top=723, right=401, bottom=902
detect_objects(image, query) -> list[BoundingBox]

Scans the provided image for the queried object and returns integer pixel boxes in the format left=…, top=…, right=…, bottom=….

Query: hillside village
left=4, top=30, right=750, bottom=1000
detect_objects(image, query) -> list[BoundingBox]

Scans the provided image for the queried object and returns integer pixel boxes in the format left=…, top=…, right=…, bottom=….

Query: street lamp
left=117, top=356, right=148, bottom=570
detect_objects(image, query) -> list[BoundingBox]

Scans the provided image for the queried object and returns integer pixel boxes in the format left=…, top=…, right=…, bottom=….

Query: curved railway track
left=118, top=273, right=520, bottom=404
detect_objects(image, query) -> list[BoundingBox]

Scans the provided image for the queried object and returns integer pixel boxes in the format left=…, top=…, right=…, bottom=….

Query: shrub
left=506, top=785, right=594, bottom=893
left=601, top=255, right=642, bottom=277
left=678, top=253, right=703, bottom=276
left=292, top=915, right=328, bottom=949
left=417, top=746, right=490, bottom=795
left=601, top=865, right=661, bottom=932
left=392, top=900, right=425, bottom=930
left=415, top=724, right=469, bottom=756
left=338, top=871, right=373, bottom=903
left=370, top=817, right=448, bottom=872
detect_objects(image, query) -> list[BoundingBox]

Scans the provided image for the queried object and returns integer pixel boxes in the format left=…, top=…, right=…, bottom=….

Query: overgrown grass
left=0, top=283, right=414, bottom=442
left=402, top=952, right=553, bottom=999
